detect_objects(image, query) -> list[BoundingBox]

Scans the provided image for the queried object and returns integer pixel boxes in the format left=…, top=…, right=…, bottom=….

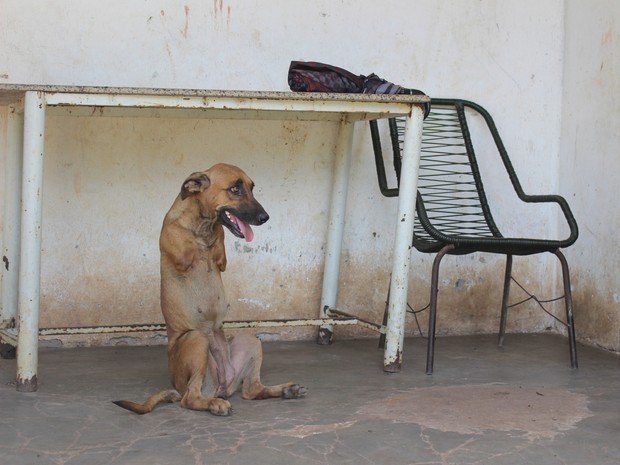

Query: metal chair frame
left=370, top=98, right=579, bottom=374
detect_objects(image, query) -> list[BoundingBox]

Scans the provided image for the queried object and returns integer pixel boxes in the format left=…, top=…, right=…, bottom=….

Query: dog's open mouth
left=218, top=209, right=254, bottom=242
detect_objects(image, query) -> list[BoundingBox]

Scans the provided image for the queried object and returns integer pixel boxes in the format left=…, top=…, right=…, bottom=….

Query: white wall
left=1, top=0, right=616, bottom=350
left=560, top=0, right=620, bottom=350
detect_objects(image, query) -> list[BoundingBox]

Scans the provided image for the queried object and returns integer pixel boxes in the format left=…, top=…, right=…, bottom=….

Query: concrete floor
left=0, top=334, right=618, bottom=465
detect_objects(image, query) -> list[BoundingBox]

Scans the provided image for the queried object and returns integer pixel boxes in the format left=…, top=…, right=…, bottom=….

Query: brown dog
left=114, top=163, right=307, bottom=415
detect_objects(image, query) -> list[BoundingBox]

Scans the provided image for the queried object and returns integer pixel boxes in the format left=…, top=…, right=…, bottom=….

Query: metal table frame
left=0, top=85, right=427, bottom=391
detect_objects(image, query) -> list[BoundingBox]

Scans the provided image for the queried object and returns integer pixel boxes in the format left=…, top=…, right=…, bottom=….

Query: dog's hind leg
left=225, top=333, right=308, bottom=400
left=169, top=330, right=232, bottom=416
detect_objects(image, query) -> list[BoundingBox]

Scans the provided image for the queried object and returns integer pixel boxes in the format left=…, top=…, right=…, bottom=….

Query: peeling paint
left=237, top=298, right=271, bottom=309
left=255, top=332, right=280, bottom=342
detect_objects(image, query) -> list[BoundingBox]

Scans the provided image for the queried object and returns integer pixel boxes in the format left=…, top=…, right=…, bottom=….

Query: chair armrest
left=369, top=119, right=399, bottom=197
left=518, top=192, right=579, bottom=247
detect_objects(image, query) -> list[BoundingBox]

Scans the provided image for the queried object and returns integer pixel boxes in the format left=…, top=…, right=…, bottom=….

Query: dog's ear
left=180, top=172, right=210, bottom=200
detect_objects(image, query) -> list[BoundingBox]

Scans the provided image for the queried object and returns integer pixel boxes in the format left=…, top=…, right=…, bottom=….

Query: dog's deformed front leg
left=207, top=329, right=234, bottom=398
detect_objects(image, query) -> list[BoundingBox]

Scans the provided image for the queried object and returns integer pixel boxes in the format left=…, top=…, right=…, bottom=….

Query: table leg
left=16, top=91, right=46, bottom=392
left=1, top=106, right=23, bottom=330
left=317, top=118, right=354, bottom=345
left=383, top=106, right=424, bottom=372
left=0, top=105, right=23, bottom=360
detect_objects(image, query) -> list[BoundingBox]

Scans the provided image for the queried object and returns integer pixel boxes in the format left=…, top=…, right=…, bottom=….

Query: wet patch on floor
left=357, top=383, right=593, bottom=440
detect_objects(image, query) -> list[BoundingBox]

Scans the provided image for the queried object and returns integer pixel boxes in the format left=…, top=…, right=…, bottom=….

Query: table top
left=0, top=84, right=429, bottom=122
left=0, top=83, right=429, bottom=105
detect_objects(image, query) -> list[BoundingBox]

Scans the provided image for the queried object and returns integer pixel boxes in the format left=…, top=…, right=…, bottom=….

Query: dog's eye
left=229, top=186, right=241, bottom=196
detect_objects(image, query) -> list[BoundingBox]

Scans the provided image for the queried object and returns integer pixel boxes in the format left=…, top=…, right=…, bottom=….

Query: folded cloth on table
left=288, top=60, right=430, bottom=118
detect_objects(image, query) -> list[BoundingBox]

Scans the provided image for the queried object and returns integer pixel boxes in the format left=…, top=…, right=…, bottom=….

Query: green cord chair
left=370, top=98, right=579, bottom=374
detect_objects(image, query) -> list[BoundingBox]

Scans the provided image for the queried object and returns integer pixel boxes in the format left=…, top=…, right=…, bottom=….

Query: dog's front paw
left=209, top=398, right=232, bottom=416
left=282, top=384, right=308, bottom=399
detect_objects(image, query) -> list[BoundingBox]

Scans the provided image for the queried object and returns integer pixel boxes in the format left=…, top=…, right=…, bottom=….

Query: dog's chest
left=182, top=262, right=228, bottom=325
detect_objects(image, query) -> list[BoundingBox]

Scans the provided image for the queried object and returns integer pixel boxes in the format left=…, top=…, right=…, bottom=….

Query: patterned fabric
left=363, top=73, right=403, bottom=94
left=288, top=61, right=364, bottom=93
left=288, top=61, right=430, bottom=117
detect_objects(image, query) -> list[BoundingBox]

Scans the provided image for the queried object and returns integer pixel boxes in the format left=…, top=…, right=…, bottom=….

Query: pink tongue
left=230, top=213, right=254, bottom=242
left=242, top=223, right=254, bottom=242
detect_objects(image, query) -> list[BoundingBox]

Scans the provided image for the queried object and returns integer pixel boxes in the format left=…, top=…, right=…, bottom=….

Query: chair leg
left=498, top=254, right=513, bottom=347
left=426, top=244, right=455, bottom=375
left=554, top=249, right=578, bottom=369
left=378, top=278, right=390, bottom=349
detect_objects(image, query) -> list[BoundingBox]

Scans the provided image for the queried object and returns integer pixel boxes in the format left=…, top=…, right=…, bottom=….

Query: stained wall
left=559, top=1, right=620, bottom=350
left=0, top=1, right=617, bottom=352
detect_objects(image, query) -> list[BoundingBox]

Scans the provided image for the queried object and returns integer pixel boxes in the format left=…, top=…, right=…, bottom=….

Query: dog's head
left=179, top=163, right=269, bottom=242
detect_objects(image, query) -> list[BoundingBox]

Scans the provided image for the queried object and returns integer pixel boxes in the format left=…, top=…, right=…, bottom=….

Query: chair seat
left=414, top=235, right=566, bottom=255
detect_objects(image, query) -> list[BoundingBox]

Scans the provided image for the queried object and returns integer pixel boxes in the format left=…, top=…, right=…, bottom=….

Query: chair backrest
left=370, top=98, right=578, bottom=254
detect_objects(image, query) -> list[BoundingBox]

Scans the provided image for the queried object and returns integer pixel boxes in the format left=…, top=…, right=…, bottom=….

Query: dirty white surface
left=0, top=1, right=618, bottom=351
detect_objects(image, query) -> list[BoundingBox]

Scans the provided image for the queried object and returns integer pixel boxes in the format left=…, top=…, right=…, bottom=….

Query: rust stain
left=213, top=0, right=223, bottom=17
left=317, top=326, right=333, bottom=345
left=16, top=374, right=38, bottom=392
left=571, top=273, right=620, bottom=351
left=212, top=0, right=230, bottom=27
left=383, top=351, right=402, bottom=373
left=182, top=5, right=190, bottom=39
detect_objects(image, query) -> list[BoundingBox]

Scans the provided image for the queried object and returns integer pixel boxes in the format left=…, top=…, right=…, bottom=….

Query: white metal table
left=0, top=85, right=427, bottom=391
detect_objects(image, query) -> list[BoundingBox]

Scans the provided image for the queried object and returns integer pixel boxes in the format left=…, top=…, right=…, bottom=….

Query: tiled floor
left=0, top=334, right=618, bottom=465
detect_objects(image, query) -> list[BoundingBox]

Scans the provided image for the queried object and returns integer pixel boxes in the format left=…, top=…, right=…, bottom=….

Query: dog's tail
left=113, top=389, right=181, bottom=414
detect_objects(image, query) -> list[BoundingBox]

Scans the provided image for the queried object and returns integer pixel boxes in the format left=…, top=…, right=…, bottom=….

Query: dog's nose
left=258, top=212, right=269, bottom=224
